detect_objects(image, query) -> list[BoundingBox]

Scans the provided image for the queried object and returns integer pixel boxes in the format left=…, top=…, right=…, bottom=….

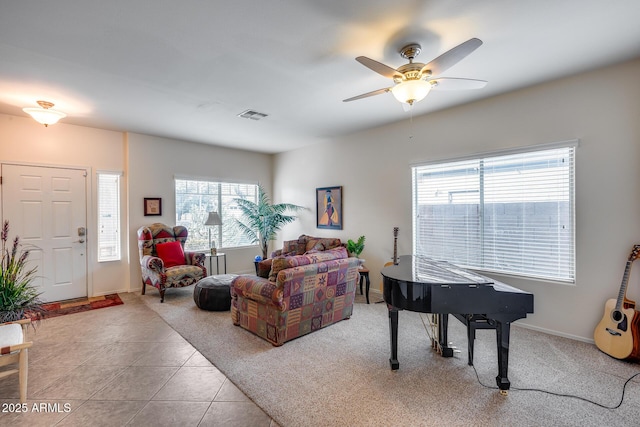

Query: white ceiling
left=1, top=1, right=639, bottom=154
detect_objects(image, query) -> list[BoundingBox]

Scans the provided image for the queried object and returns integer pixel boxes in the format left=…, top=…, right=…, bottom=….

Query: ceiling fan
left=343, top=38, right=487, bottom=107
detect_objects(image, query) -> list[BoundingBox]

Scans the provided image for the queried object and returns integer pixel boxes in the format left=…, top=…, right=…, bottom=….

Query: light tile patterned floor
left=0, top=293, right=278, bottom=426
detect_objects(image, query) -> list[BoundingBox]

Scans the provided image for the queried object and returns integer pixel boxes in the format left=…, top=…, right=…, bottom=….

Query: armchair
left=137, top=223, right=206, bottom=302
left=0, top=319, right=33, bottom=403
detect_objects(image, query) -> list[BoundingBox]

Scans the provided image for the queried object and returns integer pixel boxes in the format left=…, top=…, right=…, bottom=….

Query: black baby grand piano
left=381, top=255, right=534, bottom=393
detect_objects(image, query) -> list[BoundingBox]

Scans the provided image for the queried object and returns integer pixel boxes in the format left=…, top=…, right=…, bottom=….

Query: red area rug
left=40, top=293, right=123, bottom=318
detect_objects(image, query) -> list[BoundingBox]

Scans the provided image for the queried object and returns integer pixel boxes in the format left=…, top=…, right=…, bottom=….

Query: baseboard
left=229, top=269, right=255, bottom=275
left=514, top=322, right=594, bottom=344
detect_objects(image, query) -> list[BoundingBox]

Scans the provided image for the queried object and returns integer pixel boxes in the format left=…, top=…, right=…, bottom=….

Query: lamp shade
left=204, top=211, right=222, bottom=226
left=391, top=80, right=432, bottom=105
left=22, top=100, right=66, bottom=127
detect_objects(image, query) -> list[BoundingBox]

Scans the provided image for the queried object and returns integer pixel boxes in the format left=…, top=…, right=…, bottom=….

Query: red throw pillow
left=155, top=241, right=185, bottom=268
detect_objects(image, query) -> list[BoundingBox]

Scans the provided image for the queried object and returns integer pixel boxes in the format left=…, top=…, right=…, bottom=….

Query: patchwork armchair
left=137, top=223, right=206, bottom=302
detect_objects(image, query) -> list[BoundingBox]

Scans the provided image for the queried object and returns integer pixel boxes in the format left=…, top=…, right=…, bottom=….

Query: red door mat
left=40, top=294, right=123, bottom=318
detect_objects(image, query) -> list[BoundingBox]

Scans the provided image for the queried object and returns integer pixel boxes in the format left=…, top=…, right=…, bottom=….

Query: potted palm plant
left=0, top=221, right=45, bottom=323
left=234, top=185, right=305, bottom=260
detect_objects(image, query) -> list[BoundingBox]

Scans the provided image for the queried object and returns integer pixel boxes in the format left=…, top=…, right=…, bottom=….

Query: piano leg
left=437, top=314, right=454, bottom=357
left=466, top=318, right=476, bottom=366
left=495, top=321, right=511, bottom=394
left=388, top=306, right=399, bottom=370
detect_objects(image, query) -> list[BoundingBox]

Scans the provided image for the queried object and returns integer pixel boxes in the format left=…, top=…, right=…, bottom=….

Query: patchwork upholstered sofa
left=255, top=234, right=344, bottom=278
left=232, top=245, right=361, bottom=346
left=271, top=234, right=343, bottom=258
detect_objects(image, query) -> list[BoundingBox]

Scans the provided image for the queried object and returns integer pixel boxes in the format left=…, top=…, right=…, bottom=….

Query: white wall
left=126, top=132, right=272, bottom=291
left=0, top=115, right=273, bottom=300
left=0, top=114, right=129, bottom=297
left=274, top=58, right=640, bottom=342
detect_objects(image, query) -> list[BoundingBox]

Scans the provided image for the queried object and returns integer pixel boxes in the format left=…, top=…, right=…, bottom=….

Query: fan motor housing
left=397, top=63, right=429, bottom=81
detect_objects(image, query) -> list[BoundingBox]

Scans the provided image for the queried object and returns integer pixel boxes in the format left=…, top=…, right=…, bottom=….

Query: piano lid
left=382, top=255, right=495, bottom=286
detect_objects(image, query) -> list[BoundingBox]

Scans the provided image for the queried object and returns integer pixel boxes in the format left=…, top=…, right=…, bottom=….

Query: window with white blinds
left=175, top=179, right=258, bottom=251
left=97, top=172, right=121, bottom=262
left=412, top=144, right=576, bottom=282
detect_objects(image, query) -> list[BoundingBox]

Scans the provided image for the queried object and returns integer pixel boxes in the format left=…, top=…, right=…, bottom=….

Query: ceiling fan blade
left=356, top=56, right=403, bottom=79
left=420, top=38, right=483, bottom=77
left=429, top=77, right=487, bottom=90
left=343, top=87, right=391, bottom=102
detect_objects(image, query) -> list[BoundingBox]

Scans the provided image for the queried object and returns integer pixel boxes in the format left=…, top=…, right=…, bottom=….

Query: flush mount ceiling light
left=22, top=100, right=67, bottom=127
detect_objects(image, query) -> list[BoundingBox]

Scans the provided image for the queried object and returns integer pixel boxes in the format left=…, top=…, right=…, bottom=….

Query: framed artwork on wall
left=144, top=197, right=162, bottom=216
left=316, top=186, right=342, bottom=230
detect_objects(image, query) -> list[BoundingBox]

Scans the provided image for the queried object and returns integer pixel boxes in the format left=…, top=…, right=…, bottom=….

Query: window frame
left=174, top=177, right=259, bottom=252
left=96, top=171, right=122, bottom=262
left=412, top=140, right=577, bottom=283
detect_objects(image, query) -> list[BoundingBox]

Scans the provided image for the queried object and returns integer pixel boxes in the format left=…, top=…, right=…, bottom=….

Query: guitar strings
left=418, top=313, right=640, bottom=409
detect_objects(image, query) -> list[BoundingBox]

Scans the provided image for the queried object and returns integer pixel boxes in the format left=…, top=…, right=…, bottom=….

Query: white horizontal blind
left=97, top=172, right=121, bottom=262
left=413, top=145, right=575, bottom=282
left=175, top=179, right=258, bottom=251
left=219, top=182, right=259, bottom=247
left=413, top=158, right=482, bottom=266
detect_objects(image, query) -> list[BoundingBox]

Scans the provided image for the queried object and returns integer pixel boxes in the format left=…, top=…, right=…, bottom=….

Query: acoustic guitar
left=593, top=245, right=640, bottom=361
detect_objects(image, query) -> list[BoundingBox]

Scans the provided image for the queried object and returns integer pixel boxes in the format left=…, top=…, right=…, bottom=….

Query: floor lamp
left=204, top=211, right=222, bottom=254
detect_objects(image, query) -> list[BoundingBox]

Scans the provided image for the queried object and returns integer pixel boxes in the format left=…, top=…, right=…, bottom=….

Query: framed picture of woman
left=316, top=186, right=342, bottom=230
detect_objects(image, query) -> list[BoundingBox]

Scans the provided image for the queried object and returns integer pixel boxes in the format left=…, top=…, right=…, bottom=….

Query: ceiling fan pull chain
left=409, top=106, right=414, bottom=140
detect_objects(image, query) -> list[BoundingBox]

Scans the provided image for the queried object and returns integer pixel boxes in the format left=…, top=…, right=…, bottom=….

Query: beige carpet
left=141, top=287, right=640, bottom=426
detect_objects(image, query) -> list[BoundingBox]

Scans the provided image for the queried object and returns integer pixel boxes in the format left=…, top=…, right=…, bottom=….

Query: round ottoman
left=193, top=274, right=237, bottom=311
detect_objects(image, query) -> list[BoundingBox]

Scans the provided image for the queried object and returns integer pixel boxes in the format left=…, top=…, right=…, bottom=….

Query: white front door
left=1, top=164, right=88, bottom=302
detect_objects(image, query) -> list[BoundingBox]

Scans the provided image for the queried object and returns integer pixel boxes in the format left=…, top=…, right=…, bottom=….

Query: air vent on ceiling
left=237, top=109, right=268, bottom=120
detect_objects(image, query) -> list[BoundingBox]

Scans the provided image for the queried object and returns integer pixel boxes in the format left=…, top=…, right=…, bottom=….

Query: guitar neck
left=392, top=227, right=399, bottom=265
left=393, top=239, right=398, bottom=265
left=616, top=260, right=633, bottom=310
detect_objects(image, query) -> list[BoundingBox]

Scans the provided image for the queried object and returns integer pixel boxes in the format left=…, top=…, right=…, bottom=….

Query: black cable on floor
left=418, top=313, right=640, bottom=409
left=471, top=364, right=640, bottom=409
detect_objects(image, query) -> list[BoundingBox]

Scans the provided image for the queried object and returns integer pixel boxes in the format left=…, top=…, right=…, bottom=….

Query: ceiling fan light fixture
left=391, top=80, right=431, bottom=105
left=22, top=100, right=67, bottom=127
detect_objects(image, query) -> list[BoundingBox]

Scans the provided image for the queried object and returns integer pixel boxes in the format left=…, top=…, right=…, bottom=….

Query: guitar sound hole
left=612, top=310, right=623, bottom=322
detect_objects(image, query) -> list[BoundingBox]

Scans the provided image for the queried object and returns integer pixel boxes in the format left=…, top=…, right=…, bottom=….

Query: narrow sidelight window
left=97, top=172, right=121, bottom=262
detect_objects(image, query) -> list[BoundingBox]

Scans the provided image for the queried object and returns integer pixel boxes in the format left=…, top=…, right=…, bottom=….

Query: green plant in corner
left=346, top=235, right=366, bottom=258
left=234, top=184, right=306, bottom=260
left=0, top=221, right=45, bottom=324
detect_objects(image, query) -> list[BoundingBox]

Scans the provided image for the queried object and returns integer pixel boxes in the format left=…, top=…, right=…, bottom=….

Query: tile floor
left=0, top=293, right=278, bottom=426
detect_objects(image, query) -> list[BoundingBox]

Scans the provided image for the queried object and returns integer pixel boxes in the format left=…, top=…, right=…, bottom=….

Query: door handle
left=74, top=239, right=85, bottom=243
